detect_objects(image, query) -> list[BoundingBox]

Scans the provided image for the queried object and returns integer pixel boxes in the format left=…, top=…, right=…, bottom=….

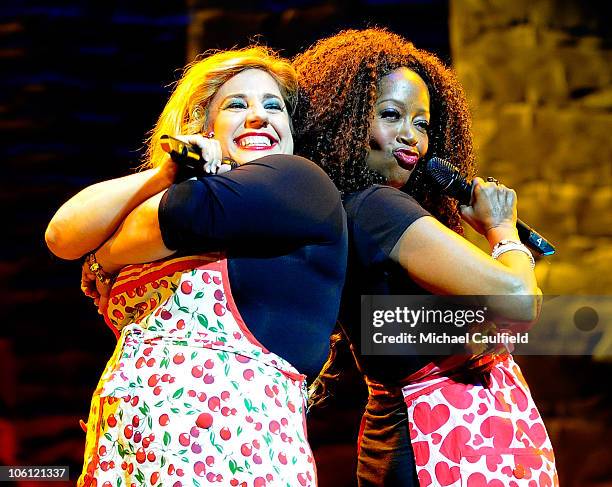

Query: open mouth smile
left=234, top=133, right=279, bottom=150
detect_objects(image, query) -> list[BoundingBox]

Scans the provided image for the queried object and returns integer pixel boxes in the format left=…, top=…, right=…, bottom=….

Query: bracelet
left=85, top=252, right=116, bottom=285
left=491, top=240, right=535, bottom=269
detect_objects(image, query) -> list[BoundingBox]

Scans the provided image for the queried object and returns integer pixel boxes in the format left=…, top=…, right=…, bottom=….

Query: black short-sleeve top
left=340, top=185, right=433, bottom=383
left=158, top=155, right=348, bottom=377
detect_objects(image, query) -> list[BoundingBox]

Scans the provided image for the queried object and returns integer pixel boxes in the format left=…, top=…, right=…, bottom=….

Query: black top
left=158, top=154, right=347, bottom=377
left=340, top=185, right=432, bottom=383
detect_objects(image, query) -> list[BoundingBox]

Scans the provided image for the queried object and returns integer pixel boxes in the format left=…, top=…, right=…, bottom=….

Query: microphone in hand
left=426, top=157, right=555, bottom=256
left=160, top=135, right=238, bottom=179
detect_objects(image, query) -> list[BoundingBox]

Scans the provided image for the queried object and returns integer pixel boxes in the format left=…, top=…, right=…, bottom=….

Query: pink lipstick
left=393, top=149, right=419, bottom=170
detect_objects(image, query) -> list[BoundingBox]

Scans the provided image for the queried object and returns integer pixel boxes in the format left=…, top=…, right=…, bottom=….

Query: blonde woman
left=46, top=47, right=346, bottom=486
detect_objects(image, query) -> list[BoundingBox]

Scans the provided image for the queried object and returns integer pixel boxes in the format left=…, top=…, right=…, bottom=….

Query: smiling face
left=206, top=68, right=294, bottom=165
left=366, top=67, right=430, bottom=187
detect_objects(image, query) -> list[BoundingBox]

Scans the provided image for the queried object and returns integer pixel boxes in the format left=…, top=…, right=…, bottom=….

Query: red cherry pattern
left=80, top=257, right=315, bottom=486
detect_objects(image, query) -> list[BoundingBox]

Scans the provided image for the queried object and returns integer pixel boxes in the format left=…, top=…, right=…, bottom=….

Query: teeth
left=238, top=136, right=272, bottom=147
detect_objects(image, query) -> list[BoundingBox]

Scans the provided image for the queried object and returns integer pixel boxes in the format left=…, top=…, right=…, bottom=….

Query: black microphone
left=426, top=157, right=555, bottom=256
left=160, top=135, right=238, bottom=178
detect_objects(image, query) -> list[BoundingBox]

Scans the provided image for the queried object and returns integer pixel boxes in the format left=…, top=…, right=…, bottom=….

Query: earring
left=192, top=106, right=203, bottom=121
left=206, top=131, right=215, bottom=139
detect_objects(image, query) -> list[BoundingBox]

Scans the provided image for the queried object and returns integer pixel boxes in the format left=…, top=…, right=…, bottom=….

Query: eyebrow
left=222, top=93, right=283, bottom=102
left=376, top=98, right=430, bottom=114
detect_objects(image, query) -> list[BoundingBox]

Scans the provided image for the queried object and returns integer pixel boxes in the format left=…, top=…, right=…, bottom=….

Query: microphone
left=426, top=157, right=555, bottom=256
left=160, top=135, right=238, bottom=178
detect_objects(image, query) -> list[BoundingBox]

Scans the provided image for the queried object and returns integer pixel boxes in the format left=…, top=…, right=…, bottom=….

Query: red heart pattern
left=517, top=419, right=548, bottom=448
left=493, top=391, right=511, bottom=412
left=480, top=416, right=513, bottom=448
left=435, top=461, right=461, bottom=486
left=409, top=421, right=418, bottom=440
left=413, top=441, right=430, bottom=466
left=539, top=471, right=553, bottom=487
left=401, top=356, right=558, bottom=487
left=510, top=386, right=528, bottom=412
left=414, top=403, right=450, bottom=434
left=440, top=426, right=471, bottom=462
left=418, top=468, right=432, bottom=486
left=441, top=383, right=474, bottom=409
left=466, top=472, right=505, bottom=486
left=485, top=454, right=503, bottom=473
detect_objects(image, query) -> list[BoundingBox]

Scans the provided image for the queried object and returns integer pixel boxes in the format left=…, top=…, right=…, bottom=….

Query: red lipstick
left=393, top=149, right=419, bottom=170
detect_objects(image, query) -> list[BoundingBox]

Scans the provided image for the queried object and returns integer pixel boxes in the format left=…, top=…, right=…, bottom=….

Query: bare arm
left=45, top=135, right=222, bottom=260
left=94, top=191, right=173, bottom=274
left=45, top=164, right=177, bottom=260
left=93, top=151, right=343, bottom=272
left=81, top=191, right=173, bottom=314
left=390, top=178, right=541, bottom=322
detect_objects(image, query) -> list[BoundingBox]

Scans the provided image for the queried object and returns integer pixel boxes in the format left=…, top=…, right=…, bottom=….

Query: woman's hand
left=81, top=252, right=117, bottom=315
left=172, top=134, right=227, bottom=175
left=460, top=177, right=517, bottom=236
left=81, top=261, right=99, bottom=303
left=81, top=260, right=113, bottom=315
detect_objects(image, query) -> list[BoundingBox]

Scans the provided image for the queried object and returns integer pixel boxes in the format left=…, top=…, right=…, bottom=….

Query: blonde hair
left=144, top=46, right=298, bottom=169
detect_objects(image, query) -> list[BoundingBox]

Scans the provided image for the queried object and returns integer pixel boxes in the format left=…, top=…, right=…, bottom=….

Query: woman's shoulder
left=344, top=184, right=426, bottom=218
left=253, top=154, right=338, bottom=191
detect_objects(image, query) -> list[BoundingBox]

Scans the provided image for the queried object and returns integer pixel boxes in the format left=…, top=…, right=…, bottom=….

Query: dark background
left=1, top=1, right=610, bottom=486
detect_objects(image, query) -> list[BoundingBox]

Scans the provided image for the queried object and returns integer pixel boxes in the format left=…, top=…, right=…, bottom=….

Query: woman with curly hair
left=46, top=46, right=346, bottom=486
left=293, top=28, right=557, bottom=486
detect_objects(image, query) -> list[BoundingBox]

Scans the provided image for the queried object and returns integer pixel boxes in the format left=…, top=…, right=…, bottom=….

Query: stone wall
left=450, top=0, right=611, bottom=294
left=450, top=1, right=611, bottom=485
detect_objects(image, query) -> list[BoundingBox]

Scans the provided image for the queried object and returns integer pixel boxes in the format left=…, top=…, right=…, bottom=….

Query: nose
left=397, top=121, right=418, bottom=147
left=245, top=102, right=268, bottom=128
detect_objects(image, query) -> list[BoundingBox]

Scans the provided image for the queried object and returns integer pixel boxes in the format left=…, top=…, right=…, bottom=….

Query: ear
left=202, top=105, right=215, bottom=135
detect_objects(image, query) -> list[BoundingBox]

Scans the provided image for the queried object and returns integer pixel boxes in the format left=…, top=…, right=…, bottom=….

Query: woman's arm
left=93, top=154, right=343, bottom=273
left=45, top=135, right=222, bottom=260
left=83, top=191, right=172, bottom=314
left=45, top=164, right=177, bottom=260
left=391, top=218, right=540, bottom=319
left=87, top=155, right=344, bottom=312
left=93, top=191, right=172, bottom=274
left=158, top=154, right=344, bottom=250
left=390, top=178, right=541, bottom=323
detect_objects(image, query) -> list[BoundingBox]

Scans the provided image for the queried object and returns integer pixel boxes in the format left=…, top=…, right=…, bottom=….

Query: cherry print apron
left=365, top=352, right=558, bottom=487
left=78, top=254, right=316, bottom=487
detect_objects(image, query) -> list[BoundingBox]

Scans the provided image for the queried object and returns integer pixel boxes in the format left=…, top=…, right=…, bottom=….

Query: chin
left=234, top=149, right=279, bottom=165
left=387, top=168, right=412, bottom=188
left=232, top=154, right=257, bottom=165
left=387, top=178, right=409, bottom=189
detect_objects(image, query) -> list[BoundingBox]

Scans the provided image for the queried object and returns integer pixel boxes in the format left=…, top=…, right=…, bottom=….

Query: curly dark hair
left=294, top=28, right=478, bottom=407
left=292, top=27, right=476, bottom=234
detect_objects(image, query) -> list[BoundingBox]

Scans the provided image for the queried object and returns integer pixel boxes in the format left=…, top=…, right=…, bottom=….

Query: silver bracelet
left=491, top=240, right=535, bottom=269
